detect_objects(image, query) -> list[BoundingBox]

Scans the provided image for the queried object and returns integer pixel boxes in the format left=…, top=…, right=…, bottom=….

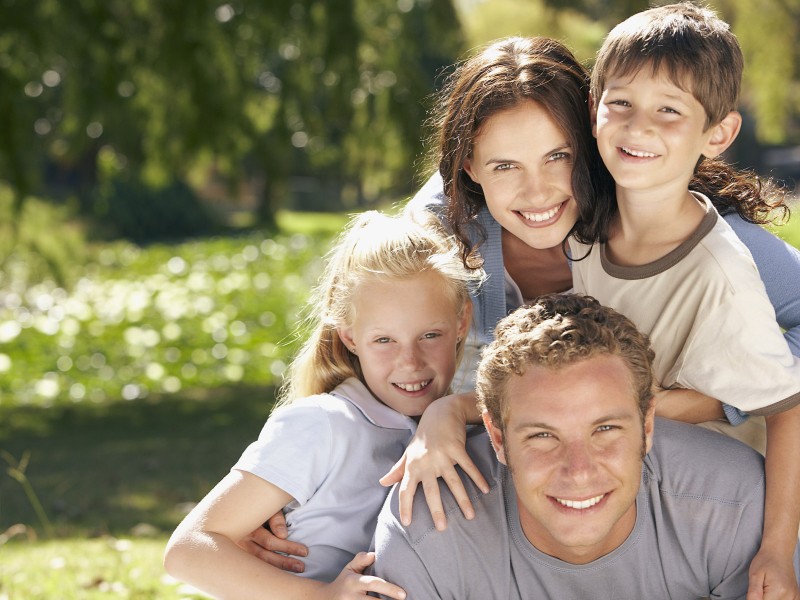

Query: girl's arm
left=238, top=512, right=309, bottom=573
left=725, top=214, right=800, bottom=354
left=746, top=404, right=800, bottom=600
left=380, top=391, right=489, bottom=531
left=164, top=470, right=406, bottom=600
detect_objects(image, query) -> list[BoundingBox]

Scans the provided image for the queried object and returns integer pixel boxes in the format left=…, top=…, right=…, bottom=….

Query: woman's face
left=463, top=100, right=579, bottom=250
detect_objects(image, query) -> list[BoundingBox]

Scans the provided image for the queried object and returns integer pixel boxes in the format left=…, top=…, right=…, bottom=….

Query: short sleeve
left=669, top=287, right=800, bottom=415
left=232, top=402, right=333, bottom=505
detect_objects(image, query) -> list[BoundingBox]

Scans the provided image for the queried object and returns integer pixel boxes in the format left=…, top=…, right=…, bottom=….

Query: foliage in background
left=0, top=212, right=349, bottom=409
left=0, top=0, right=463, bottom=236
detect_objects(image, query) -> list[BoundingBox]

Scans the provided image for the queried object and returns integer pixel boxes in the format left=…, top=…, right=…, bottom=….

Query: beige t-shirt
left=570, top=192, right=800, bottom=416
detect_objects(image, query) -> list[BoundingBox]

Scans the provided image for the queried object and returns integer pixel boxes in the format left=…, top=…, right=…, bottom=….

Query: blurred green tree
left=0, top=0, right=462, bottom=232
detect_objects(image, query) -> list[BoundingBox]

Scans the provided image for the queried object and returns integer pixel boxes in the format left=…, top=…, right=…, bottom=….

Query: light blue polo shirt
left=233, top=377, right=417, bottom=582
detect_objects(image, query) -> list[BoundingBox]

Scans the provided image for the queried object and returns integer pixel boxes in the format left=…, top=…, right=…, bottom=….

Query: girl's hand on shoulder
left=746, top=547, right=800, bottom=600
left=237, top=511, right=309, bottom=573
left=379, top=392, right=489, bottom=531
left=320, top=552, right=406, bottom=600
left=653, top=386, right=724, bottom=423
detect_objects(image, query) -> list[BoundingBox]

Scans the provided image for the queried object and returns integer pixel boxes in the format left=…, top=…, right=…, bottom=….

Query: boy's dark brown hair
left=591, top=2, right=742, bottom=130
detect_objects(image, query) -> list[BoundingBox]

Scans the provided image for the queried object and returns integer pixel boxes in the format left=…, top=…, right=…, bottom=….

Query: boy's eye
left=607, top=99, right=630, bottom=107
left=660, top=106, right=680, bottom=115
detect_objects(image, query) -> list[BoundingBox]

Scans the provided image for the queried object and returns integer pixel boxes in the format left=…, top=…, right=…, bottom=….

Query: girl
left=163, top=210, right=480, bottom=599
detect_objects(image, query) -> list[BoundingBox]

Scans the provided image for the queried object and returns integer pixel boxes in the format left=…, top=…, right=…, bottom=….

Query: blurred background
left=1, top=0, right=798, bottom=597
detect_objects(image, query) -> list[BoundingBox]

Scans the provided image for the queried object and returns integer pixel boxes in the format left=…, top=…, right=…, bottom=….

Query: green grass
left=771, top=200, right=800, bottom=248
left=0, top=387, right=270, bottom=598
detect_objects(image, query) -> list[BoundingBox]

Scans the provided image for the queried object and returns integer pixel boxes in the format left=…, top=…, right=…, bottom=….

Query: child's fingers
left=440, top=468, right=475, bottom=521
left=379, top=455, right=406, bottom=487
left=421, top=477, right=447, bottom=531
left=361, top=576, right=407, bottom=599
left=397, top=474, right=421, bottom=527
left=455, top=452, right=490, bottom=495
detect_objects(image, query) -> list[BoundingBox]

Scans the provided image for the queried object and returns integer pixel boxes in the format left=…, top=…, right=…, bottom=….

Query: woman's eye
left=494, top=163, right=514, bottom=171
left=549, top=151, right=571, bottom=162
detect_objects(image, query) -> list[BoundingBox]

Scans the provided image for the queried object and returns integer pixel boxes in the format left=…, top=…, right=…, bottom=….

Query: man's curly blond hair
left=476, top=294, right=655, bottom=433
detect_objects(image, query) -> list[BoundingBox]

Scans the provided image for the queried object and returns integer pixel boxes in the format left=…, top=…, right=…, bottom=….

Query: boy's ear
left=589, top=92, right=598, bottom=138
left=482, top=411, right=508, bottom=465
left=702, top=111, right=742, bottom=159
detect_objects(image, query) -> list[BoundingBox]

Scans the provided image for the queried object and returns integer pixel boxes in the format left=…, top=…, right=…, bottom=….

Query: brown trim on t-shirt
left=600, top=192, right=718, bottom=280
left=748, top=391, right=800, bottom=417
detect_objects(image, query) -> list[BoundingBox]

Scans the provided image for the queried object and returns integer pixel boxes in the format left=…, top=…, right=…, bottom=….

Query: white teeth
left=555, top=494, right=604, bottom=510
left=520, top=203, right=561, bottom=222
left=621, top=147, right=657, bottom=158
left=396, top=380, right=431, bottom=392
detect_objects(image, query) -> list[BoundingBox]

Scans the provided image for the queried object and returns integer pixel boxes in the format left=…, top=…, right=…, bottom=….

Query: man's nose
left=562, top=440, right=597, bottom=484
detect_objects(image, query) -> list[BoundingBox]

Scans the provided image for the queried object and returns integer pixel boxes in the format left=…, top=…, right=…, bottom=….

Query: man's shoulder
left=380, top=428, right=501, bottom=542
left=648, top=418, right=765, bottom=501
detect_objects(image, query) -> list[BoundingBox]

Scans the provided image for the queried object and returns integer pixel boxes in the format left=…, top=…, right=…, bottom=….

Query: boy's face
left=593, top=68, right=721, bottom=197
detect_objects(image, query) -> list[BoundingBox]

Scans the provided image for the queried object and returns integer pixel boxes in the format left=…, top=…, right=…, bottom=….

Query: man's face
left=484, top=354, right=654, bottom=564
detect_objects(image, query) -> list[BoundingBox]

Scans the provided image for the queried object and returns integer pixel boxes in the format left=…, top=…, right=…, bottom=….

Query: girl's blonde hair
left=275, top=209, right=484, bottom=408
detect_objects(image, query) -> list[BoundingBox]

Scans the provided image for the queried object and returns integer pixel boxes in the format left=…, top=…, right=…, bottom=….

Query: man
left=371, top=293, right=800, bottom=599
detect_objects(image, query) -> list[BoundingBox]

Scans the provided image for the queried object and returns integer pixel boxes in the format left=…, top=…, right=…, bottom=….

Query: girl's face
left=337, top=271, right=470, bottom=419
left=463, top=100, right=580, bottom=250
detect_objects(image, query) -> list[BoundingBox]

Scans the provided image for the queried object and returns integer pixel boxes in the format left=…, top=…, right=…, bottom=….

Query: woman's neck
left=501, top=228, right=573, bottom=299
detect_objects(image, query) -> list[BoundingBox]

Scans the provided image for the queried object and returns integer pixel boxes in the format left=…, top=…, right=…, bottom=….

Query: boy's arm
left=654, top=387, right=725, bottom=423
left=747, top=404, right=800, bottom=600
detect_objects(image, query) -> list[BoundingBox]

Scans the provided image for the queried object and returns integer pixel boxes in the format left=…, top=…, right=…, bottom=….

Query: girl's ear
left=589, top=92, right=598, bottom=139
left=457, top=302, right=473, bottom=341
left=336, top=327, right=356, bottom=353
left=702, top=110, right=742, bottom=159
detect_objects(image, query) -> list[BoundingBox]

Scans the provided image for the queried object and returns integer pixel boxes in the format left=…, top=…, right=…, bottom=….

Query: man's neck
left=606, top=185, right=706, bottom=267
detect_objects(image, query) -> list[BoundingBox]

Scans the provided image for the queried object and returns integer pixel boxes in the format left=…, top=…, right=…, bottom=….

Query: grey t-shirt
left=372, top=418, right=799, bottom=599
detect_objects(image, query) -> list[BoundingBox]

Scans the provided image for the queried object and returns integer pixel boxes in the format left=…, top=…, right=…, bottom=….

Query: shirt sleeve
left=232, top=402, right=333, bottom=505
left=670, top=286, right=800, bottom=416
left=707, top=476, right=765, bottom=599
left=724, top=213, right=800, bottom=357
left=371, top=514, right=444, bottom=600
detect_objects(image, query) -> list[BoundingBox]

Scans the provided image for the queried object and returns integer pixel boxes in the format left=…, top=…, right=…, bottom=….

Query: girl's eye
left=375, top=337, right=391, bottom=344
left=423, top=332, right=441, bottom=340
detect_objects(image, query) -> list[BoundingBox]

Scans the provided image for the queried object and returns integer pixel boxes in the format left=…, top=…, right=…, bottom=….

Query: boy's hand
left=320, top=552, right=406, bottom=600
left=237, top=511, right=308, bottom=573
left=747, top=548, right=800, bottom=600
left=380, top=392, right=489, bottom=531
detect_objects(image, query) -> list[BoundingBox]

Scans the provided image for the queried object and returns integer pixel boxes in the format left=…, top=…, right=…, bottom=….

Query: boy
left=570, top=3, right=800, bottom=598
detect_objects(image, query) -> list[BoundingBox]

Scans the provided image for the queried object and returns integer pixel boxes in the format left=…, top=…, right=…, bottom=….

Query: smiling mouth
left=620, top=146, right=658, bottom=158
left=554, top=493, right=606, bottom=510
left=394, top=380, right=432, bottom=392
left=519, top=201, right=564, bottom=223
